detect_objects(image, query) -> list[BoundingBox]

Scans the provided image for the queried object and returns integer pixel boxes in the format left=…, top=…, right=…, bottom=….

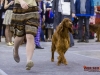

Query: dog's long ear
left=56, top=23, right=64, bottom=35
left=61, top=21, right=64, bottom=30
left=57, top=24, right=63, bottom=32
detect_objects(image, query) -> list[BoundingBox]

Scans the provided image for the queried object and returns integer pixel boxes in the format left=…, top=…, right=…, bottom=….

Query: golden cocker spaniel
left=51, top=18, right=73, bottom=66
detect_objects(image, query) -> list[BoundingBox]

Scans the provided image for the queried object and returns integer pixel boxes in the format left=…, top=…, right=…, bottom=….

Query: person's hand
left=72, top=13, right=76, bottom=18
left=98, top=11, right=100, bottom=14
left=9, top=1, right=14, bottom=5
left=19, top=0, right=28, bottom=9
left=42, top=17, right=45, bottom=22
left=46, top=8, right=51, bottom=11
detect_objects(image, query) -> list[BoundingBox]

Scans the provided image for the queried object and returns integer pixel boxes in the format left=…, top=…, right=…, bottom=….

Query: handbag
left=61, top=0, right=71, bottom=15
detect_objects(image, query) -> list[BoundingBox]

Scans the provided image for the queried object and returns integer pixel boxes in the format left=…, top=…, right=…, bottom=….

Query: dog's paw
left=57, top=60, right=62, bottom=66
left=57, top=62, right=61, bottom=66
left=95, top=40, right=100, bottom=42
left=51, top=59, right=54, bottom=62
left=63, top=62, right=68, bottom=65
left=62, top=59, right=68, bottom=65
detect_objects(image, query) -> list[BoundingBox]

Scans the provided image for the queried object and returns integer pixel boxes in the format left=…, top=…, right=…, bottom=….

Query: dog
left=51, top=18, right=73, bottom=66
left=89, top=24, right=100, bottom=42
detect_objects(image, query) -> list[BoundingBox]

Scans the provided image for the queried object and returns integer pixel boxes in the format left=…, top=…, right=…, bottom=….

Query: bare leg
left=5, top=25, right=10, bottom=43
left=14, top=36, right=24, bottom=52
left=26, top=34, right=35, bottom=62
left=5, top=25, right=13, bottom=45
left=13, top=36, right=24, bottom=63
left=48, top=29, right=52, bottom=41
left=9, top=30, right=13, bottom=42
left=26, top=34, right=35, bottom=70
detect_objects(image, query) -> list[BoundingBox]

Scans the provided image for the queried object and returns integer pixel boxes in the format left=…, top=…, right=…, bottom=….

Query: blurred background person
left=35, top=0, right=44, bottom=49
left=75, top=0, right=94, bottom=43
left=0, top=0, right=6, bottom=42
left=94, top=1, right=100, bottom=42
left=95, top=1, right=100, bottom=25
left=45, top=0, right=54, bottom=42
left=3, top=0, right=14, bottom=46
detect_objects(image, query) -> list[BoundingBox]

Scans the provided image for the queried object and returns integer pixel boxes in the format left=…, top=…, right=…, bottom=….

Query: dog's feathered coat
left=51, top=18, right=73, bottom=65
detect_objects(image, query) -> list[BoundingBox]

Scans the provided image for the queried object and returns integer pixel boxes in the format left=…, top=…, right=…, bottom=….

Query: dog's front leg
left=57, top=50, right=63, bottom=66
left=62, top=55, right=68, bottom=65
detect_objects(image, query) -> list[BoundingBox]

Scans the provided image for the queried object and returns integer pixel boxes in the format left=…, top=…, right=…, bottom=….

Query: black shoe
left=85, top=40, right=89, bottom=43
left=77, top=40, right=84, bottom=43
left=36, top=45, right=44, bottom=49
left=70, top=43, right=74, bottom=47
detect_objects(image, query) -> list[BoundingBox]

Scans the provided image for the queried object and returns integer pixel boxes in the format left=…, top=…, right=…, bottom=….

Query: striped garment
left=11, top=4, right=40, bottom=36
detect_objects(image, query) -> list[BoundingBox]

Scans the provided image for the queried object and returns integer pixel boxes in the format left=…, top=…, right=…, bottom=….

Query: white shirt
left=58, top=0, right=71, bottom=15
left=58, top=0, right=62, bottom=12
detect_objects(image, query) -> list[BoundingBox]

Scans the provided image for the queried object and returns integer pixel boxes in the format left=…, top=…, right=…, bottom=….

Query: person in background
left=35, top=0, right=44, bottom=49
left=3, top=0, right=14, bottom=46
left=0, top=0, right=5, bottom=42
left=45, top=0, right=54, bottom=42
left=94, top=1, right=100, bottom=42
left=75, top=0, right=94, bottom=43
left=52, top=0, right=75, bottom=47
left=40, top=23, right=45, bottom=42
left=40, top=0, right=45, bottom=42
left=95, top=1, right=100, bottom=25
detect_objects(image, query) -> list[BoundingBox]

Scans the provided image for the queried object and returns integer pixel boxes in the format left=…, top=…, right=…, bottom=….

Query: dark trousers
left=78, top=16, right=89, bottom=40
left=40, top=29, right=45, bottom=41
left=69, top=33, right=74, bottom=46
left=0, top=19, right=5, bottom=37
left=45, top=29, right=48, bottom=39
